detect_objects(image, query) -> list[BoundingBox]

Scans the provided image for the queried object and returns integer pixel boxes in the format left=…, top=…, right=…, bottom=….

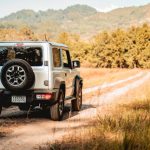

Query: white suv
left=0, top=41, right=83, bottom=121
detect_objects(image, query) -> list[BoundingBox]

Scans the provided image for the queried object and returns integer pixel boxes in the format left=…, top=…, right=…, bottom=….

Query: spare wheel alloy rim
left=6, top=65, right=26, bottom=86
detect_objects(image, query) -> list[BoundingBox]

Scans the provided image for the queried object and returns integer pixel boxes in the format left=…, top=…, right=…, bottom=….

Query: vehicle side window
left=62, top=50, right=72, bottom=68
left=52, top=48, right=61, bottom=67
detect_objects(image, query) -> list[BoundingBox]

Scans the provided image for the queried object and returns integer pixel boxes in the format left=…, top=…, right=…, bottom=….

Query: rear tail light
left=16, top=43, right=24, bottom=47
left=36, top=93, right=52, bottom=100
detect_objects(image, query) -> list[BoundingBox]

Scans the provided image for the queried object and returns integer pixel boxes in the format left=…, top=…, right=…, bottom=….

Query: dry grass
left=42, top=75, right=150, bottom=150
left=44, top=98, right=150, bottom=150
left=81, top=68, right=144, bottom=101
left=79, top=68, right=142, bottom=88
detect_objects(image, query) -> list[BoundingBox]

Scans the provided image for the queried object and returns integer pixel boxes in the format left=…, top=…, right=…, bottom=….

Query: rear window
left=0, top=46, right=43, bottom=66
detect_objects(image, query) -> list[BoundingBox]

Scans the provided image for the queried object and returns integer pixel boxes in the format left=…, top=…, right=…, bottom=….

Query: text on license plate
left=11, top=96, right=26, bottom=103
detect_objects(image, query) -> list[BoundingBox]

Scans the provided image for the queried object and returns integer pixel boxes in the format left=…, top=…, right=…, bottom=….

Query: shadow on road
left=0, top=104, right=95, bottom=122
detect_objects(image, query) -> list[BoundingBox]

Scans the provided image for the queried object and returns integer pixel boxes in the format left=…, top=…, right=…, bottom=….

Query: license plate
left=11, top=96, right=26, bottom=103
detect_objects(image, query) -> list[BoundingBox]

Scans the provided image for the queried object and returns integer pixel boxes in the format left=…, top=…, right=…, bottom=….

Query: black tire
left=72, top=83, right=82, bottom=111
left=50, top=89, right=65, bottom=121
left=1, top=59, right=35, bottom=91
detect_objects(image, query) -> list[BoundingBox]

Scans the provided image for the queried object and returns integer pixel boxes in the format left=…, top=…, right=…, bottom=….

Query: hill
left=0, top=4, right=150, bottom=39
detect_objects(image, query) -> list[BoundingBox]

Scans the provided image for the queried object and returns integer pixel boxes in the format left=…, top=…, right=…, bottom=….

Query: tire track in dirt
left=0, top=72, right=149, bottom=150
left=83, top=72, right=144, bottom=94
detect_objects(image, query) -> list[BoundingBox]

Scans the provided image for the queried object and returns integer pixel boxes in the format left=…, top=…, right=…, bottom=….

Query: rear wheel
left=50, top=89, right=65, bottom=121
left=72, top=84, right=82, bottom=111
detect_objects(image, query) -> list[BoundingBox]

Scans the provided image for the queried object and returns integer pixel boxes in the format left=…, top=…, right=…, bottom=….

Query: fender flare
left=75, top=75, right=83, bottom=86
left=54, top=77, right=66, bottom=100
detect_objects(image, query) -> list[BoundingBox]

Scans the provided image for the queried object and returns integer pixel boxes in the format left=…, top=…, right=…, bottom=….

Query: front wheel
left=72, top=84, right=82, bottom=111
left=50, top=89, right=65, bottom=121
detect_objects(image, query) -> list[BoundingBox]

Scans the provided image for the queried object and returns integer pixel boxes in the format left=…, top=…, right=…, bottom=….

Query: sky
left=0, top=0, right=150, bottom=18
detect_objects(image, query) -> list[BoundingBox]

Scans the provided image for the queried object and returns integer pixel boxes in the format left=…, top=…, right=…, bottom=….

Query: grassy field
left=42, top=69, right=150, bottom=150
left=45, top=99, right=150, bottom=150
left=79, top=68, right=141, bottom=88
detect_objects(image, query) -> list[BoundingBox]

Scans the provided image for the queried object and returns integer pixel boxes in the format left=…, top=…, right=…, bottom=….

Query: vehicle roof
left=49, top=42, right=68, bottom=48
left=0, top=41, right=68, bottom=48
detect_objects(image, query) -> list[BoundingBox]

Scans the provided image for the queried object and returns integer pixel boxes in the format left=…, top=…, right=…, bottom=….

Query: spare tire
left=1, top=59, right=35, bottom=91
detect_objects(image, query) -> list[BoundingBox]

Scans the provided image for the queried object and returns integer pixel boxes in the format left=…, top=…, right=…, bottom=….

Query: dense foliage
left=57, top=24, right=150, bottom=68
left=0, top=24, right=150, bottom=69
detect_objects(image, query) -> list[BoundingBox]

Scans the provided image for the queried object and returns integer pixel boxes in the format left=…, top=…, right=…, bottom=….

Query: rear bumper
left=0, top=89, right=57, bottom=107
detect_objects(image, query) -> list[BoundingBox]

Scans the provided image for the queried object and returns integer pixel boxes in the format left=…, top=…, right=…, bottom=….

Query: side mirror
left=72, top=60, right=80, bottom=68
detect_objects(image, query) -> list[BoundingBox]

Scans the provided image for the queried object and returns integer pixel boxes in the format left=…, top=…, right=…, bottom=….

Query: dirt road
left=0, top=71, right=149, bottom=150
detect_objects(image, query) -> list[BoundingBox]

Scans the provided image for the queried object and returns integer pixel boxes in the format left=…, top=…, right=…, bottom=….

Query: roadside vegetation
left=43, top=98, right=150, bottom=150
left=57, top=24, right=150, bottom=69
left=0, top=24, right=150, bottom=69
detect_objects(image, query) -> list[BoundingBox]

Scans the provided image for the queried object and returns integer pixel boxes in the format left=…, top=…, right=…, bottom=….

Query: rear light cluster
left=36, top=93, right=52, bottom=100
left=16, top=43, right=24, bottom=47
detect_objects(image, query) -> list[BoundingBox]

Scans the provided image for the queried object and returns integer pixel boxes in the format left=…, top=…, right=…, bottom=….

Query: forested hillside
left=0, top=24, right=149, bottom=69
left=0, top=4, right=150, bottom=39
